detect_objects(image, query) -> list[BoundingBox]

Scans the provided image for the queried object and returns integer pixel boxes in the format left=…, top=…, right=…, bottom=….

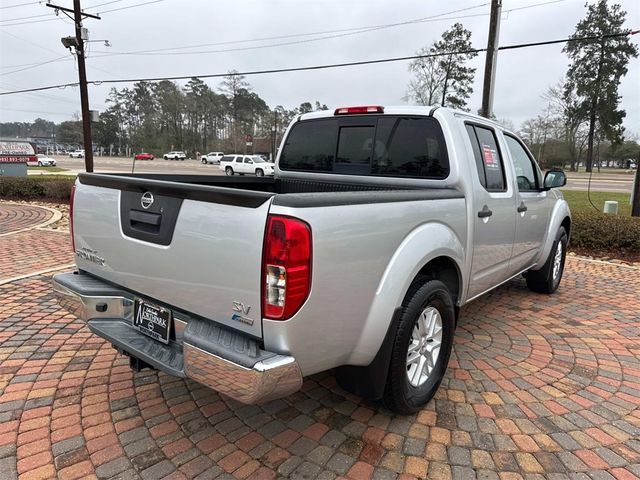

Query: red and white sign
left=0, top=141, right=36, bottom=163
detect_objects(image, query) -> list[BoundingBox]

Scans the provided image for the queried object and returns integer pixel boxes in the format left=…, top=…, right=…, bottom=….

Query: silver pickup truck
left=53, top=106, right=570, bottom=414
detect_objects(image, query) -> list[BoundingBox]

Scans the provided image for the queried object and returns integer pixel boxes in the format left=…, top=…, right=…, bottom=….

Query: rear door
left=465, top=124, right=517, bottom=299
left=72, top=176, right=274, bottom=338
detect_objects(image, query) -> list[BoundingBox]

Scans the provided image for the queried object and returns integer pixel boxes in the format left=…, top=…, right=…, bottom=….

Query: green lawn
left=561, top=190, right=632, bottom=215
left=28, top=166, right=67, bottom=173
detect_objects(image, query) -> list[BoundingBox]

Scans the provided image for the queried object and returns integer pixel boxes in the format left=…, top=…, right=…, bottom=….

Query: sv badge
left=232, top=301, right=251, bottom=315
left=231, top=301, right=254, bottom=326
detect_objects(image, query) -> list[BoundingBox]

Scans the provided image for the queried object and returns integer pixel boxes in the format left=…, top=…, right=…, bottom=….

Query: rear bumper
left=52, top=272, right=302, bottom=404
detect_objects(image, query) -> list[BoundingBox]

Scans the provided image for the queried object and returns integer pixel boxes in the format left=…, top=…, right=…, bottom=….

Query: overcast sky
left=1, top=0, right=639, bottom=136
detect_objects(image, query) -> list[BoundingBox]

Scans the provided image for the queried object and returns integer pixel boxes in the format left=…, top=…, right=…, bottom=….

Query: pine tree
left=563, top=0, right=638, bottom=172
left=407, top=23, right=477, bottom=110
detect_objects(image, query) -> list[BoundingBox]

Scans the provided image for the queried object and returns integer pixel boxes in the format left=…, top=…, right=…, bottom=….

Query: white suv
left=201, top=152, right=224, bottom=165
left=163, top=151, right=186, bottom=161
left=69, top=150, right=84, bottom=158
left=219, top=155, right=274, bottom=176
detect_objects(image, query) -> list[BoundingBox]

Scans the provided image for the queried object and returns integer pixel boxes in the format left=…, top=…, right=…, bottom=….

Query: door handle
left=477, top=205, right=493, bottom=218
left=517, top=202, right=528, bottom=213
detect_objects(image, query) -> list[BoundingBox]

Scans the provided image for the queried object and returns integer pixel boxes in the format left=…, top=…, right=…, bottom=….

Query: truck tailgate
left=72, top=174, right=274, bottom=338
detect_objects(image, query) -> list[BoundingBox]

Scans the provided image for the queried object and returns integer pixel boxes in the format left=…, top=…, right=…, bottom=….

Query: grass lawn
left=28, top=166, right=67, bottom=173
left=561, top=190, right=632, bottom=215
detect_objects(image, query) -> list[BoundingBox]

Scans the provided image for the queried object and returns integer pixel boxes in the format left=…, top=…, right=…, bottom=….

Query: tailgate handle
left=130, top=209, right=161, bottom=226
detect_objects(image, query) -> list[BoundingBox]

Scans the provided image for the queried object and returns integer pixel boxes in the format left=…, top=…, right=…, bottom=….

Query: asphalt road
left=45, top=155, right=637, bottom=192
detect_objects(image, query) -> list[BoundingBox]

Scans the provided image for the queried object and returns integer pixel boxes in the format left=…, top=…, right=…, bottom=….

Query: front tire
left=255, top=169, right=264, bottom=177
left=525, top=227, right=567, bottom=294
left=38, top=161, right=42, bottom=166
left=383, top=280, right=455, bottom=414
left=225, top=167, right=234, bottom=176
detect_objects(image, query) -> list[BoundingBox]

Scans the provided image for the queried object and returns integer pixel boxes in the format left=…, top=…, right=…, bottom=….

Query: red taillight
left=69, top=184, right=76, bottom=252
left=262, top=215, right=312, bottom=320
left=334, top=106, right=384, bottom=115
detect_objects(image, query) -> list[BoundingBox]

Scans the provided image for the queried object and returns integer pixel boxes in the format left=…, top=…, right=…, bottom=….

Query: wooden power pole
left=46, top=1, right=100, bottom=172
left=480, top=0, right=502, bottom=118
left=632, top=152, right=640, bottom=217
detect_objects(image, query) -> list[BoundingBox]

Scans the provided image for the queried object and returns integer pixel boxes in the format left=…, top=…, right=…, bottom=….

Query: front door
left=503, top=134, right=550, bottom=274
left=466, top=124, right=517, bottom=299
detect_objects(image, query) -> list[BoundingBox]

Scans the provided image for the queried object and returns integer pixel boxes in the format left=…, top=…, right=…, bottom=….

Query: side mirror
left=543, top=169, right=567, bottom=190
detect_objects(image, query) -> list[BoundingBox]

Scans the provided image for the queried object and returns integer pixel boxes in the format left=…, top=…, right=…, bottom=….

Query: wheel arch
left=336, top=222, right=464, bottom=400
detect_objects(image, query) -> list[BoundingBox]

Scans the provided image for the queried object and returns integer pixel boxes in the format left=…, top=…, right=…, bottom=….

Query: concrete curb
left=0, top=203, right=63, bottom=237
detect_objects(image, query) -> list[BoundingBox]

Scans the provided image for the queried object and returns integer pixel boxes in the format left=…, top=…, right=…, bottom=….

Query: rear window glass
left=221, top=155, right=234, bottom=162
left=279, top=116, right=449, bottom=179
left=279, top=119, right=335, bottom=172
left=372, top=117, right=448, bottom=178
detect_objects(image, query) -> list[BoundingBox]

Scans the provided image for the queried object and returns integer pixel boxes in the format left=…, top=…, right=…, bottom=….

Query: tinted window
left=280, top=116, right=448, bottom=179
left=504, top=135, right=539, bottom=191
left=244, top=157, right=252, bottom=163
left=221, top=155, right=234, bottom=162
left=372, top=117, right=448, bottom=178
left=336, top=126, right=374, bottom=165
left=472, top=126, right=506, bottom=191
left=465, top=124, right=486, bottom=188
left=279, top=119, right=335, bottom=171
left=235, top=157, right=243, bottom=163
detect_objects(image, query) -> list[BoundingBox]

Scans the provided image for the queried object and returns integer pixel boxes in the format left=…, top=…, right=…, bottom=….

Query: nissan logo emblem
left=141, top=191, right=154, bottom=209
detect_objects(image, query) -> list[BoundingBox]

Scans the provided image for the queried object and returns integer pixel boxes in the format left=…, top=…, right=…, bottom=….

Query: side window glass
left=465, top=124, right=486, bottom=188
left=504, top=135, right=539, bottom=191
left=473, top=126, right=506, bottom=192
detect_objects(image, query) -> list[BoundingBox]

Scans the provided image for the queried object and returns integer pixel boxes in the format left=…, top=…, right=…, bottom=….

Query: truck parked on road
left=53, top=106, right=570, bottom=413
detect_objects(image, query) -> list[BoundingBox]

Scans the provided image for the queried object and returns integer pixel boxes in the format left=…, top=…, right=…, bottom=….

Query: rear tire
left=225, top=167, right=234, bottom=176
left=383, top=280, right=455, bottom=414
left=525, top=227, right=567, bottom=294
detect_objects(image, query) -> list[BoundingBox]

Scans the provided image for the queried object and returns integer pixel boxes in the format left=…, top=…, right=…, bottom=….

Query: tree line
left=0, top=72, right=327, bottom=158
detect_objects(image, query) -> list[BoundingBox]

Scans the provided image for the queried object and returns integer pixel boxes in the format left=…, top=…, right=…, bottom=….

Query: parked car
left=36, top=154, right=57, bottom=166
left=69, top=150, right=84, bottom=158
left=163, top=151, right=186, bottom=161
left=53, top=105, right=570, bottom=414
left=219, top=154, right=275, bottom=176
left=201, top=152, right=224, bottom=164
left=134, top=153, right=154, bottom=161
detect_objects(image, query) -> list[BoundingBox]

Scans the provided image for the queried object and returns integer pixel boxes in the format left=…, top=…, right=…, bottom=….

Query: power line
left=96, top=0, right=167, bottom=13
left=0, top=0, right=168, bottom=25
left=0, top=55, right=69, bottom=76
left=1, top=31, right=635, bottom=96
left=0, top=1, right=40, bottom=10
left=96, top=2, right=490, bottom=56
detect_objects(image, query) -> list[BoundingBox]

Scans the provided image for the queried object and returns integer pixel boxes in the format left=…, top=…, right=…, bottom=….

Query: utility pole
left=46, top=1, right=100, bottom=172
left=480, top=0, right=502, bottom=118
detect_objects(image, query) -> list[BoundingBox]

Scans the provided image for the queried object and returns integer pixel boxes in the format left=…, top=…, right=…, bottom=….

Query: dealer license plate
left=134, top=300, right=171, bottom=344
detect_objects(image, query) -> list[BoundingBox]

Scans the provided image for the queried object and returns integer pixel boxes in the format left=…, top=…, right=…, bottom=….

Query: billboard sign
left=0, top=141, right=37, bottom=163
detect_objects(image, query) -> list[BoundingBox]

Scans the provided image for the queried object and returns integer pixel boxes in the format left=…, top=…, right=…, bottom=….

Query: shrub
left=571, top=210, right=640, bottom=251
left=0, top=176, right=75, bottom=202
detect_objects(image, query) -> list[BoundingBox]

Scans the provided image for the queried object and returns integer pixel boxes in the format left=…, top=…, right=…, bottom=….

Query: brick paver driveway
left=1, top=203, right=639, bottom=480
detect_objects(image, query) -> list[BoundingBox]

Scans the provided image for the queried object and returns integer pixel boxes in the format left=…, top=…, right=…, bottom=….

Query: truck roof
left=297, top=105, right=507, bottom=131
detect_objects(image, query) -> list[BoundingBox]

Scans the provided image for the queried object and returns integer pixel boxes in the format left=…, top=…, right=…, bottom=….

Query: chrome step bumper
left=52, top=272, right=302, bottom=404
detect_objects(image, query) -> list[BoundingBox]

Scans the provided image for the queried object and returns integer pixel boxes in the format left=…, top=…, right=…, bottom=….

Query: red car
left=134, top=152, right=154, bottom=160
